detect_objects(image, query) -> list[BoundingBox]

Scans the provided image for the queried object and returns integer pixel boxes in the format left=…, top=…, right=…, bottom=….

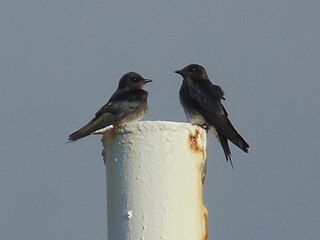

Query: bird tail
left=68, top=117, right=102, bottom=142
left=215, top=130, right=233, bottom=168
left=209, top=114, right=249, bottom=154
left=224, top=119, right=249, bottom=153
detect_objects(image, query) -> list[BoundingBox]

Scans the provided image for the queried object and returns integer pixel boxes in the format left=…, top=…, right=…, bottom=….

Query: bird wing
left=95, top=89, right=148, bottom=118
left=186, top=79, right=249, bottom=152
left=68, top=89, right=148, bottom=142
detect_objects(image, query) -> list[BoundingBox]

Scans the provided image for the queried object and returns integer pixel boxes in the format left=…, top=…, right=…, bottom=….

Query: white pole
left=102, top=121, right=208, bottom=240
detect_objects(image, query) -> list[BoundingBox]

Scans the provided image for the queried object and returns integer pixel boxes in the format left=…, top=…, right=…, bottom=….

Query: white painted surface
left=102, top=121, right=208, bottom=240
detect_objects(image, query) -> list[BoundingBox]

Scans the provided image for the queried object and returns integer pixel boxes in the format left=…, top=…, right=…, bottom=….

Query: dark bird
left=68, top=72, right=152, bottom=142
left=175, top=64, right=249, bottom=167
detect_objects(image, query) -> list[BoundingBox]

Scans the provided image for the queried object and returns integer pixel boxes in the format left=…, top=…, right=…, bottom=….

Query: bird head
left=118, top=72, right=152, bottom=90
left=175, top=64, right=208, bottom=80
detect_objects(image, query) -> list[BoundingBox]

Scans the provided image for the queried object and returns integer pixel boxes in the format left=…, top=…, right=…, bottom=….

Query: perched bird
left=68, top=72, right=152, bottom=142
left=175, top=64, right=249, bottom=167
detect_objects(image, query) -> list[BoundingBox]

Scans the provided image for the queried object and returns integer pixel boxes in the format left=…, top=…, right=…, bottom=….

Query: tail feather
left=68, top=117, right=103, bottom=142
left=230, top=131, right=249, bottom=153
left=209, top=127, right=233, bottom=168
left=220, top=118, right=249, bottom=153
left=217, top=132, right=233, bottom=168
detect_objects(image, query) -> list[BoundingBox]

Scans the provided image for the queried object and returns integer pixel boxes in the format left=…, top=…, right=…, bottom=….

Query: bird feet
left=200, top=125, right=209, bottom=132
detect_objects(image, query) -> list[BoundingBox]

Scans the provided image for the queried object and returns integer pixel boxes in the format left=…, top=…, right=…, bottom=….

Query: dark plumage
left=68, top=72, right=152, bottom=142
left=175, top=64, right=249, bottom=167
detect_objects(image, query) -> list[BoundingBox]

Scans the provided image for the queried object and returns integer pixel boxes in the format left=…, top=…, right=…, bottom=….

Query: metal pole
left=102, top=121, right=208, bottom=240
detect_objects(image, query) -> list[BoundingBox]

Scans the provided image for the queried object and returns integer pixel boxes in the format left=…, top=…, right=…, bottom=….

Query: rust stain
left=199, top=173, right=209, bottom=240
left=190, top=127, right=208, bottom=239
left=198, top=160, right=209, bottom=240
left=188, top=128, right=203, bottom=152
left=188, top=127, right=207, bottom=165
left=201, top=171, right=206, bottom=185
left=202, top=202, right=209, bottom=240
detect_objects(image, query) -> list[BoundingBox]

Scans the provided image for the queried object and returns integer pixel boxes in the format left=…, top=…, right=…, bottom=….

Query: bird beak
left=144, top=79, right=153, bottom=83
left=174, top=69, right=185, bottom=76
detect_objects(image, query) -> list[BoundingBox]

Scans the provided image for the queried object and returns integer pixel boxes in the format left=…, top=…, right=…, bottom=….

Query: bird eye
left=133, top=78, right=138, bottom=82
left=191, top=67, right=196, bottom=72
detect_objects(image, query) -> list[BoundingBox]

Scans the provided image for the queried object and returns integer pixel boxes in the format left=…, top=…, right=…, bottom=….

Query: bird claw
left=103, top=125, right=123, bottom=137
left=200, top=125, right=209, bottom=132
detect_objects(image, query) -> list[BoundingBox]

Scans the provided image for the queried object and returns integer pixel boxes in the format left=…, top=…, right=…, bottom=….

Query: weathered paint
left=102, top=121, right=208, bottom=240
left=188, top=127, right=206, bottom=161
left=203, top=203, right=209, bottom=240
left=188, top=126, right=209, bottom=240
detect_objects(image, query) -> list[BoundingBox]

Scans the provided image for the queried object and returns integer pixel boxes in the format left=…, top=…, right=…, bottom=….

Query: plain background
left=1, top=1, right=319, bottom=239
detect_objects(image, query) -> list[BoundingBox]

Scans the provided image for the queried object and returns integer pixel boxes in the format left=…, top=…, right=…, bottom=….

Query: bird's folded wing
left=95, top=89, right=148, bottom=117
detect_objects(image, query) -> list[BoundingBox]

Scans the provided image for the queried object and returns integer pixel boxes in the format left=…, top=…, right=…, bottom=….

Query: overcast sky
left=1, top=1, right=319, bottom=240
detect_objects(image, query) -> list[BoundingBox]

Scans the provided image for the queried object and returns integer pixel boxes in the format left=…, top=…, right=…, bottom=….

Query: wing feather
left=186, top=79, right=249, bottom=152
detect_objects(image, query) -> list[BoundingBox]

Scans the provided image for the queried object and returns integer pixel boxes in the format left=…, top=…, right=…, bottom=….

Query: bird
left=68, top=72, right=152, bottom=142
left=175, top=64, right=249, bottom=167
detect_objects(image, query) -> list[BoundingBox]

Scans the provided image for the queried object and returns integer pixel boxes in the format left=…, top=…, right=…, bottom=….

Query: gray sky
left=1, top=1, right=319, bottom=239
